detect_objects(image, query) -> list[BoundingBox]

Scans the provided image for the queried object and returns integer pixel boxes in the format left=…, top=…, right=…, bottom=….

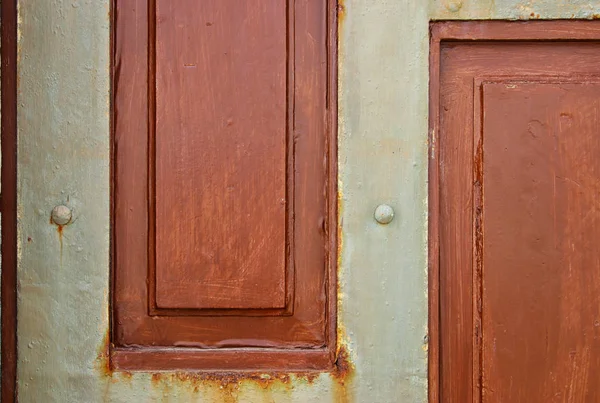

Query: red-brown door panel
left=112, top=0, right=337, bottom=370
left=431, top=22, right=600, bottom=402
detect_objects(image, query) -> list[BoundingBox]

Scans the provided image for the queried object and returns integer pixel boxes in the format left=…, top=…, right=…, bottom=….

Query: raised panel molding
left=149, top=0, right=294, bottom=315
left=112, top=0, right=337, bottom=370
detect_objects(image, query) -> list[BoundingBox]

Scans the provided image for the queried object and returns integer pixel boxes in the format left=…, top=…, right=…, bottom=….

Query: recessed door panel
left=482, top=81, right=600, bottom=402
left=154, top=0, right=288, bottom=310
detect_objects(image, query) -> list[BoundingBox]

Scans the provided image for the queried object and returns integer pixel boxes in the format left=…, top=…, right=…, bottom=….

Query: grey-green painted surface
left=17, top=0, right=111, bottom=401
left=15, top=0, right=600, bottom=402
left=337, top=1, right=429, bottom=401
left=430, top=0, right=600, bottom=19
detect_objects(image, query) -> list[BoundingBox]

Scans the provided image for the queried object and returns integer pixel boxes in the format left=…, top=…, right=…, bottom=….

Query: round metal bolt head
left=51, top=205, right=72, bottom=226
left=374, top=204, right=394, bottom=225
left=445, top=1, right=463, bottom=12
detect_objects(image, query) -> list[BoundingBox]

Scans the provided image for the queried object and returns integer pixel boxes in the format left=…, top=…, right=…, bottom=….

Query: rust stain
left=150, top=373, right=162, bottom=385
left=94, top=198, right=352, bottom=401
left=337, top=0, right=346, bottom=25
left=148, top=370, right=320, bottom=390
left=152, top=372, right=243, bottom=402
left=332, top=345, right=355, bottom=403
left=97, top=350, right=351, bottom=398
left=332, top=345, right=354, bottom=383
left=336, top=186, right=344, bottom=315
left=98, top=337, right=352, bottom=400
left=117, top=371, right=133, bottom=384
left=299, top=371, right=320, bottom=384
left=98, top=148, right=350, bottom=401
left=144, top=361, right=351, bottom=401
left=334, top=155, right=353, bottom=402
left=95, top=329, right=113, bottom=379
left=57, top=224, right=64, bottom=261
left=148, top=369, right=316, bottom=402
left=50, top=214, right=65, bottom=261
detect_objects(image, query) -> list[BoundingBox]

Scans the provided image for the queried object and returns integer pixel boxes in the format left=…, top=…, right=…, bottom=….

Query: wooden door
left=430, top=22, right=600, bottom=402
left=112, top=0, right=336, bottom=371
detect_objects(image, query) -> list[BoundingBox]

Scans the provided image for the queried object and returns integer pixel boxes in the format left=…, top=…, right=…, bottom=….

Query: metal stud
left=445, top=1, right=463, bottom=12
left=374, top=204, right=394, bottom=225
left=51, top=205, right=72, bottom=226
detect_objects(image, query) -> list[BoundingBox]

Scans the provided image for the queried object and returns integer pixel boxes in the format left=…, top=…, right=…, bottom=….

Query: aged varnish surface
left=430, top=21, right=600, bottom=402
left=112, top=0, right=337, bottom=370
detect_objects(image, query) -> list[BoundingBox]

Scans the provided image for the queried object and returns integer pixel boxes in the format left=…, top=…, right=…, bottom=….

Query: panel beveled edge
left=147, top=0, right=296, bottom=317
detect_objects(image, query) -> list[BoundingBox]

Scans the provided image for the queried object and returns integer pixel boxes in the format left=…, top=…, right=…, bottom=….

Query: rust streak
left=58, top=225, right=63, bottom=262
left=332, top=345, right=354, bottom=384
left=332, top=345, right=355, bottom=403
left=119, top=371, right=133, bottom=383
left=50, top=214, right=65, bottom=262
left=99, top=347, right=353, bottom=398
left=95, top=329, right=113, bottom=378
left=337, top=0, right=346, bottom=25
left=148, top=370, right=326, bottom=390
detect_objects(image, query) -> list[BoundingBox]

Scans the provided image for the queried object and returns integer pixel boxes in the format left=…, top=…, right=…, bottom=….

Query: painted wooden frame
left=429, top=20, right=600, bottom=403
left=110, top=0, right=339, bottom=371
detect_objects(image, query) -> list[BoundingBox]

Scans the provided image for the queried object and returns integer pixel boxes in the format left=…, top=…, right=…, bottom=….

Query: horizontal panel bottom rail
left=111, top=347, right=334, bottom=371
